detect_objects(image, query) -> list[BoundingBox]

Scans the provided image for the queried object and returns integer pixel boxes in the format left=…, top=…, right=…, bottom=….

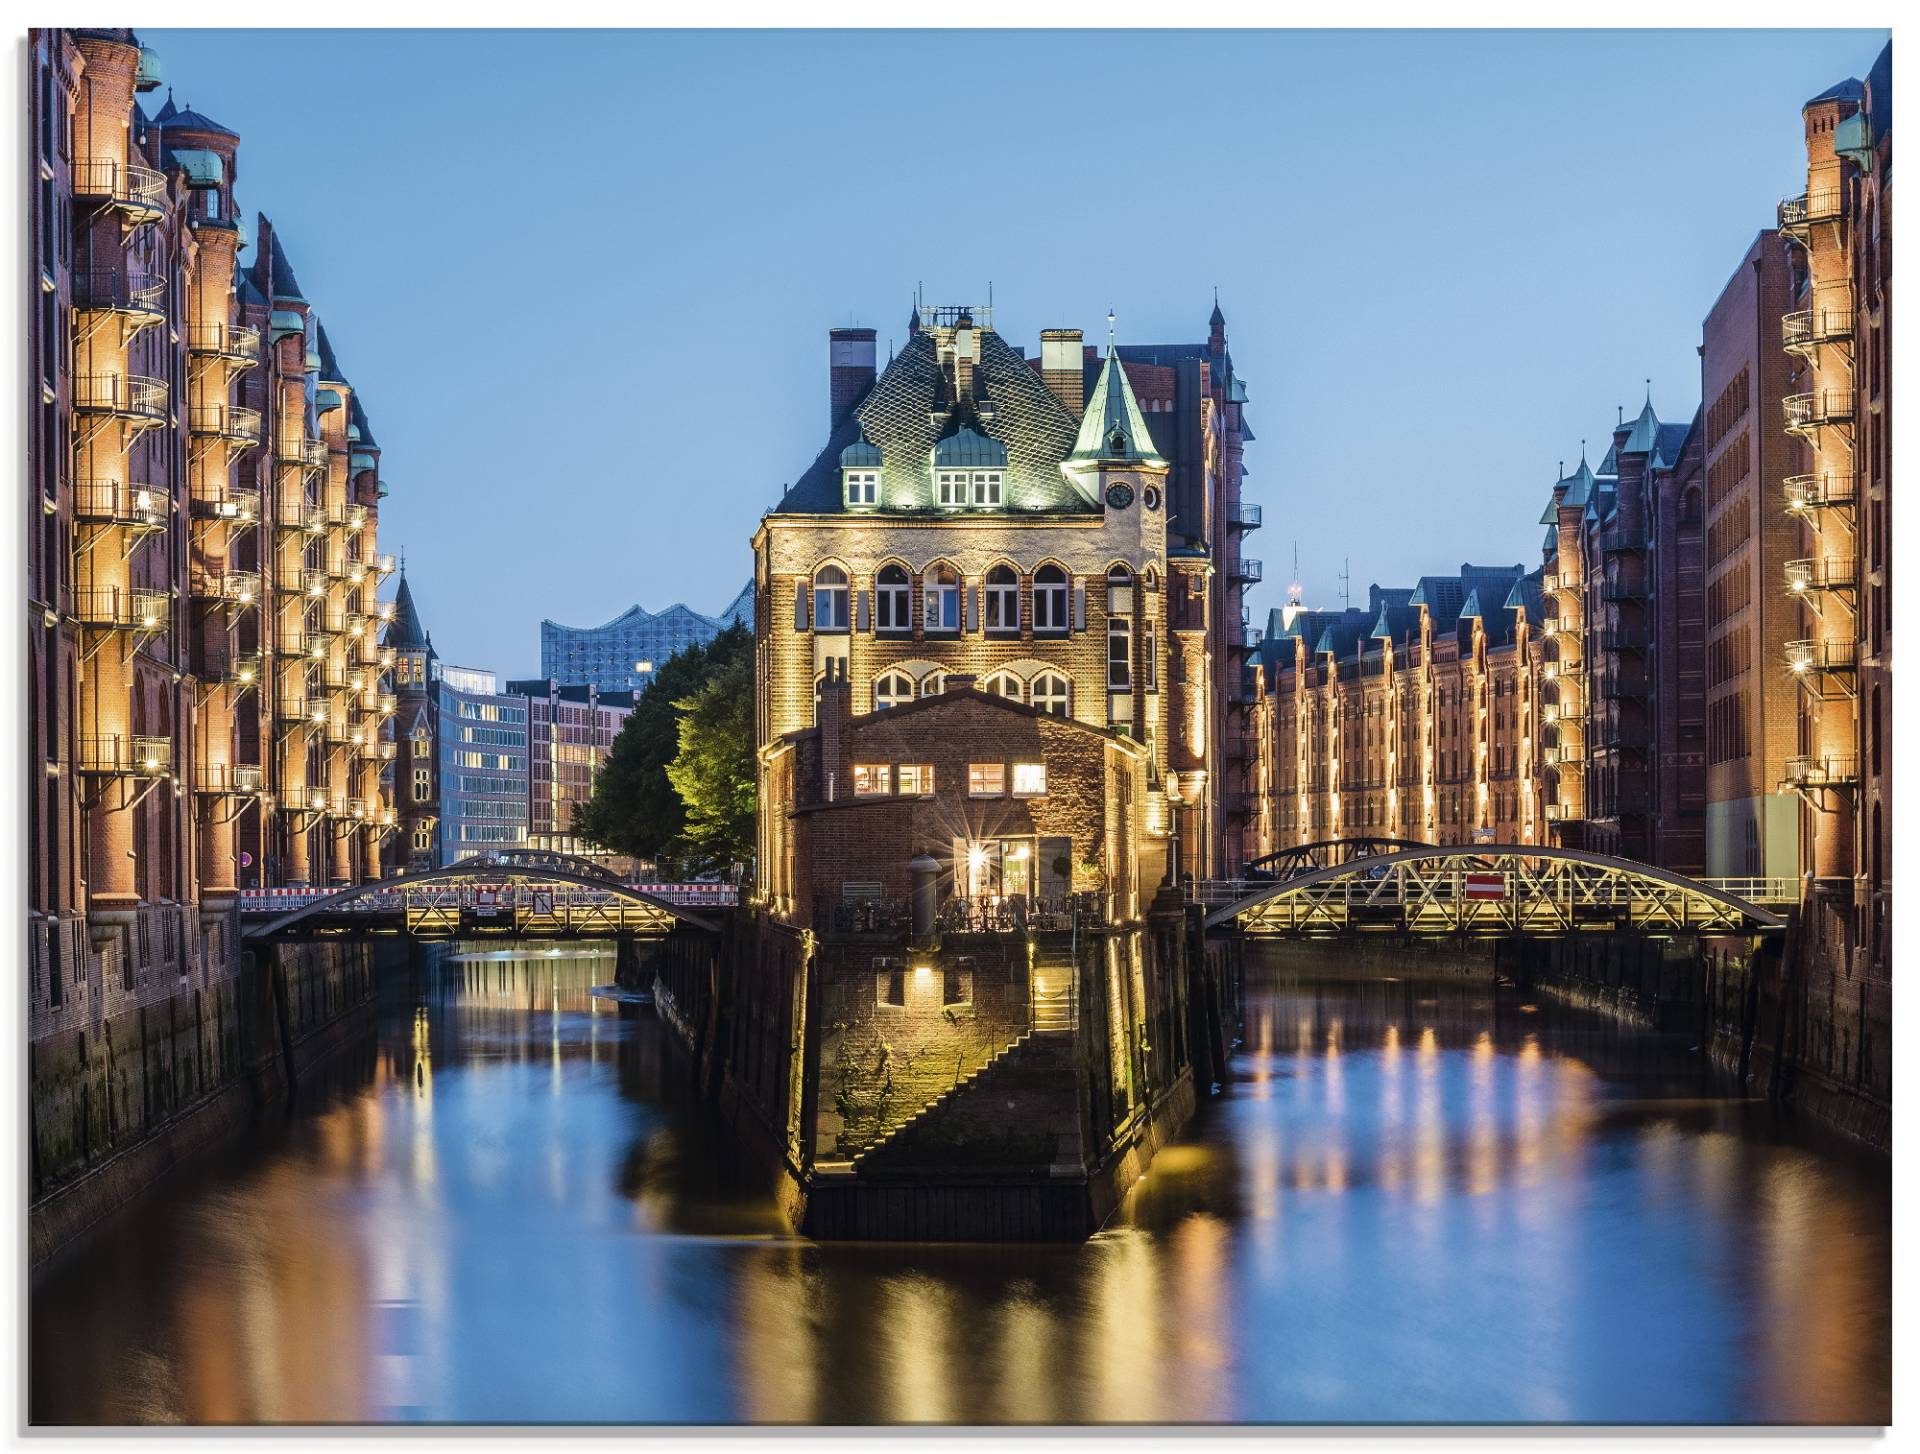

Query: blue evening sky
left=146, top=27, right=1888, bottom=678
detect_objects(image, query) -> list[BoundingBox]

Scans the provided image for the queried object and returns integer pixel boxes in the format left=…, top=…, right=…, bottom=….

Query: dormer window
left=845, top=470, right=878, bottom=507
left=972, top=471, right=1002, bottom=506
left=938, top=471, right=968, bottom=507
left=840, top=436, right=883, bottom=509
left=932, top=425, right=1009, bottom=509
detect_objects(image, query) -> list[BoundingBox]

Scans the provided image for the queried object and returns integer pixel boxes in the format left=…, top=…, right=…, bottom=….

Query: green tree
left=665, top=652, right=756, bottom=868
left=571, top=623, right=751, bottom=866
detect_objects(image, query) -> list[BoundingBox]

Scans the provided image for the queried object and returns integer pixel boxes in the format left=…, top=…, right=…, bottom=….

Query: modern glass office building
left=540, top=582, right=752, bottom=693
left=435, top=678, right=531, bottom=864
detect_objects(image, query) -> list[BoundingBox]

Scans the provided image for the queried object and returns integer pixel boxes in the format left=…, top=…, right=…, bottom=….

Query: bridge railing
left=238, top=879, right=737, bottom=916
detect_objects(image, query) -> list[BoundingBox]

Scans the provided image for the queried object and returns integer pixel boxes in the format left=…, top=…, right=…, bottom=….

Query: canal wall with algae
left=631, top=893, right=1240, bottom=1241
left=29, top=936, right=389, bottom=1266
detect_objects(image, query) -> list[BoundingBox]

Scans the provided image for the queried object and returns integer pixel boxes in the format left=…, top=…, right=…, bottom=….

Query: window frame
left=852, top=763, right=892, bottom=797
left=844, top=469, right=878, bottom=507
left=925, top=565, right=960, bottom=633
left=1107, top=615, right=1133, bottom=690
left=972, top=470, right=1003, bottom=507
left=984, top=565, right=1020, bottom=634
left=1033, top=565, right=1069, bottom=634
left=968, top=763, right=1006, bottom=798
left=873, top=671, right=915, bottom=711
left=1031, top=671, right=1071, bottom=717
left=1011, top=763, right=1048, bottom=798
left=897, top=763, right=935, bottom=796
left=874, top=564, right=911, bottom=633
left=812, top=565, right=850, bottom=632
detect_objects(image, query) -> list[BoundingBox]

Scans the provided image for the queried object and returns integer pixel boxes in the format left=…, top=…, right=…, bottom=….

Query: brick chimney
left=1040, top=328, right=1084, bottom=414
left=830, top=328, right=877, bottom=430
left=817, top=657, right=853, bottom=802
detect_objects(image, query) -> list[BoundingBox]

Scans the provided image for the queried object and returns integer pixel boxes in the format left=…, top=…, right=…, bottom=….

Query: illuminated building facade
left=753, top=302, right=1223, bottom=914
left=506, top=678, right=635, bottom=860
left=28, top=27, right=397, bottom=1036
left=540, top=584, right=752, bottom=693
left=1259, top=566, right=1546, bottom=850
left=1776, top=45, right=1892, bottom=993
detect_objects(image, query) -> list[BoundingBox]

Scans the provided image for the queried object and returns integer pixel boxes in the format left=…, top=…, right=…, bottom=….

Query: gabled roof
left=775, top=328, right=1086, bottom=515
left=315, top=320, right=347, bottom=385
left=1071, top=347, right=1168, bottom=466
left=1805, top=76, right=1864, bottom=107
left=1650, top=420, right=1691, bottom=471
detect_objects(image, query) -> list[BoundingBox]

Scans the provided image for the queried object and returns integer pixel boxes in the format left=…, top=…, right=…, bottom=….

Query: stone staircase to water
left=852, top=1030, right=1082, bottom=1175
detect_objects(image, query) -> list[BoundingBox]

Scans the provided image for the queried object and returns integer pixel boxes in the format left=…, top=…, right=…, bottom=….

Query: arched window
left=875, top=564, right=910, bottom=633
left=1031, top=672, right=1071, bottom=717
left=984, top=671, right=1023, bottom=702
left=813, top=566, right=849, bottom=632
left=985, top=565, right=1020, bottom=633
left=924, top=563, right=960, bottom=633
left=1033, top=564, right=1069, bottom=633
left=1107, top=564, right=1135, bottom=615
left=921, top=671, right=946, bottom=697
left=874, top=671, right=914, bottom=710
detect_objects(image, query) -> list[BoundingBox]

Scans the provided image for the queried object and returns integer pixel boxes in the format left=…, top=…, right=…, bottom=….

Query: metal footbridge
left=1202, top=843, right=1792, bottom=938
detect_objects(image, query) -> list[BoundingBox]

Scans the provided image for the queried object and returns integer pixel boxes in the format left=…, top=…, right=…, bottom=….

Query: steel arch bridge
left=1204, top=845, right=1789, bottom=939
left=241, top=861, right=721, bottom=943
left=1243, top=836, right=1435, bottom=881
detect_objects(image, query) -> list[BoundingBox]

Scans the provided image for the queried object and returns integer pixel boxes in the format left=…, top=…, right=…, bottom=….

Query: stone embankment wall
left=29, top=934, right=383, bottom=1266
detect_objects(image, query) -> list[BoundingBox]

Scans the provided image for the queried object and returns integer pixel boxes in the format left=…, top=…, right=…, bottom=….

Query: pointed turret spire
left=1070, top=338, right=1168, bottom=466
left=383, top=571, right=433, bottom=656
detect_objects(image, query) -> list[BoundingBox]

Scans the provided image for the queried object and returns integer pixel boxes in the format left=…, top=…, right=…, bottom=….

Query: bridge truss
left=1205, top=845, right=1789, bottom=939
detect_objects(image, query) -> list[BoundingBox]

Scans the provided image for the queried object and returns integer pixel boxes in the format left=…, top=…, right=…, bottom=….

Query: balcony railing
left=1227, top=501, right=1262, bottom=531
left=195, top=762, right=264, bottom=795
left=273, top=496, right=325, bottom=533
left=276, top=437, right=329, bottom=473
left=78, top=733, right=173, bottom=776
left=73, top=479, right=167, bottom=530
left=1600, top=625, right=1647, bottom=652
left=186, top=322, right=262, bottom=363
left=1783, top=391, right=1855, bottom=435
left=1785, top=557, right=1857, bottom=594
left=1786, top=638, right=1857, bottom=674
left=1777, top=189, right=1844, bottom=239
left=280, top=785, right=336, bottom=814
left=71, top=158, right=168, bottom=218
left=73, top=373, right=168, bottom=423
left=1784, top=473, right=1854, bottom=513
left=73, top=586, right=170, bottom=632
left=1785, top=752, right=1859, bottom=788
left=1782, top=306, right=1852, bottom=354
left=72, top=268, right=167, bottom=321
left=192, top=569, right=261, bottom=607
left=1597, top=524, right=1646, bottom=555
left=205, top=651, right=263, bottom=687
left=372, top=552, right=397, bottom=576
left=190, top=486, right=260, bottom=524
left=1231, top=558, right=1264, bottom=584
left=278, top=567, right=330, bottom=599
left=188, top=403, right=262, bottom=445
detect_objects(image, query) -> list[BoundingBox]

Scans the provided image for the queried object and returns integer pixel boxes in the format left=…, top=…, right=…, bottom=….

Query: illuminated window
left=412, top=820, right=434, bottom=852
left=1033, top=564, right=1069, bottom=633
left=968, top=763, right=1005, bottom=797
left=845, top=470, right=878, bottom=507
left=971, top=470, right=1002, bottom=506
left=412, top=765, right=431, bottom=802
left=1012, top=763, right=1047, bottom=797
left=1031, top=672, right=1071, bottom=717
left=984, top=671, right=1023, bottom=702
left=813, top=565, right=849, bottom=631
left=853, top=764, right=891, bottom=797
left=925, top=564, right=960, bottom=632
left=1108, top=616, right=1132, bottom=690
left=875, top=564, right=910, bottom=632
left=874, top=671, right=914, bottom=710
left=985, top=565, right=1019, bottom=633
left=897, top=763, right=935, bottom=795
left=920, top=671, right=945, bottom=696
left=1143, top=621, right=1158, bottom=691
left=937, top=471, right=967, bottom=507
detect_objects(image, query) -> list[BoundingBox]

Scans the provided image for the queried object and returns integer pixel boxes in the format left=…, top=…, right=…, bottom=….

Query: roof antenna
left=1339, top=557, right=1351, bottom=611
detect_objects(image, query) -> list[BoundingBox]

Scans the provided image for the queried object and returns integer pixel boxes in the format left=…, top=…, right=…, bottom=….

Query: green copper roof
left=268, top=309, right=304, bottom=341
left=1543, top=524, right=1558, bottom=552
left=136, top=46, right=165, bottom=91
left=1558, top=456, right=1596, bottom=510
left=1070, top=348, right=1167, bottom=466
left=932, top=425, right=1008, bottom=468
left=315, top=387, right=343, bottom=413
left=170, top=147, right=223, bottom=186
left=346, top=424, right=361, bottom=442
left=1621, top=399, right=1660, bottom=455
left=303, top=348, right=323, bottom=373
left=350, top=452, right=377, bottom=473
left=840, top=435, right=882, bottom=469
left=1459, top=589, right=1484, bottom=620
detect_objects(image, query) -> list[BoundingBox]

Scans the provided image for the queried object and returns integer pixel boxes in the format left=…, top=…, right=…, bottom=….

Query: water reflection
left=31, top=950, right=1890, bottom=1425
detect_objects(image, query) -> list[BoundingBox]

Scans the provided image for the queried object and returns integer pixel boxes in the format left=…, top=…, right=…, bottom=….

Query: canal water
left=31, top=942, right=1890, bottom=1426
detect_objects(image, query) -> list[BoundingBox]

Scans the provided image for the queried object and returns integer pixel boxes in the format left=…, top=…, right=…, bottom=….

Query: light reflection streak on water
left=27, top=955, right=1891, bottom=1427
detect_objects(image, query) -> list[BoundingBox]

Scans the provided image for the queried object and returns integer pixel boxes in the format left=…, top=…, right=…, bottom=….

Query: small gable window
left=845, top=470, right=878, bottom=507
left=874, top=671, right=914, bottom=710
